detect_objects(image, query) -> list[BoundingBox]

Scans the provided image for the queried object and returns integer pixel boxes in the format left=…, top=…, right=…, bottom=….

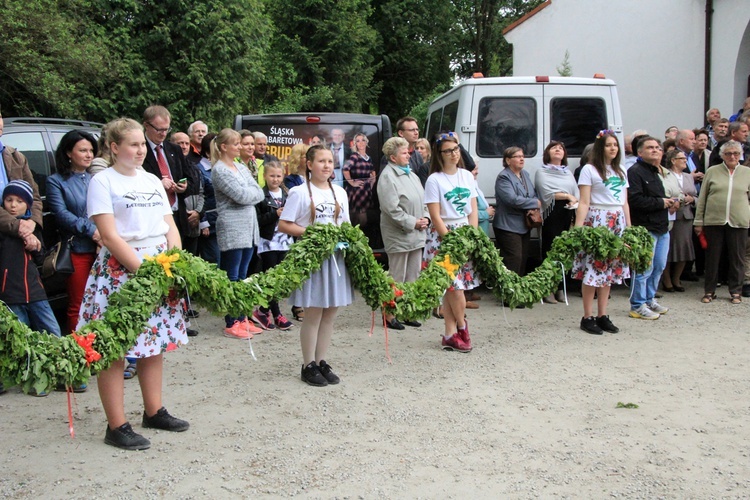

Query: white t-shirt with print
left=280, top=183, right=350, bottom=228
left=424, top=169, right=477, bottom=219
left=578, top=164, right=628, bottom=206
left=87, top=168, right=172, bottom=241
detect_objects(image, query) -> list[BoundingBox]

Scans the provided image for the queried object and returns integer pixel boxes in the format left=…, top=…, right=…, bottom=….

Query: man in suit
left=141, top=105, right=200, bottom=335
left=329, top=128, right=351, bottom=187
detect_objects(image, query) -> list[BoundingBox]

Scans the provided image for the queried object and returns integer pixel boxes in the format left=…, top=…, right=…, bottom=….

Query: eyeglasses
left=723, top=151, right=742, bottom=156
left=510, top=154, right=525, bottom=159
left=673, top=156, right=687, bottom=161
left=146, top=122, right=172, bottom=134
left=440, top=146, right=461, bottom=156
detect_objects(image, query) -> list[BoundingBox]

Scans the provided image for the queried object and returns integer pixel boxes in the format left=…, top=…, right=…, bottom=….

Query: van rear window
left=550, top=97, right=607, bottom=156
left=476, top=98, right=537, bottom=157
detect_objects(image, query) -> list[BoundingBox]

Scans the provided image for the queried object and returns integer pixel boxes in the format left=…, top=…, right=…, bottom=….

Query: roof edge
left=502, top=0, right=552, bottom=36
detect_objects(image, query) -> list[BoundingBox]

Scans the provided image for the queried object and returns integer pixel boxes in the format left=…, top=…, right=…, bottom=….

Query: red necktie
left=156, top=144, right=176, bottom=206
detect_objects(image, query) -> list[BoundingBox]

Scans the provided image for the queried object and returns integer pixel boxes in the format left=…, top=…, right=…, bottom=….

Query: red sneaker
left=240, top=317, right=263, bottom=335
left=252, top=310, right=276, bottom=331
left=274, top=314, right=294, bottom=331
left=457, top=320, right=471, bottom=347
left=441, top=334, right=472, bottom=352
left=224, top=321, right=252, bottom=339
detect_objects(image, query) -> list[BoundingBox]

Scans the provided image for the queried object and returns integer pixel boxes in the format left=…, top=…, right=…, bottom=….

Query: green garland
left=0, top=224, right=652, bottom=393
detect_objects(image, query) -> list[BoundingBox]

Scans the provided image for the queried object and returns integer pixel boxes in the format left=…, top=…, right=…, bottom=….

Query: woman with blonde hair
left=284, top=142, right=309, bottom=190
left=78, top=118, right=189, bottom=450
left=211, top=128, right=265, bottom=337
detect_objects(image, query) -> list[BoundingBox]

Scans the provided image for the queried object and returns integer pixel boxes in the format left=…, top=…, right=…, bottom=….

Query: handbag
left=42, top=237, right=74, bottom=279
left=525, top=209, right=543, bottom=229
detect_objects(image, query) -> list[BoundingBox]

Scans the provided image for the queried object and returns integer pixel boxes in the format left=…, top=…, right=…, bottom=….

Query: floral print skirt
left=77, top=242, right=188, bottom=358
left=423, top=222, right=480, bottom=291
left=571, top=207, right=630, bottom=287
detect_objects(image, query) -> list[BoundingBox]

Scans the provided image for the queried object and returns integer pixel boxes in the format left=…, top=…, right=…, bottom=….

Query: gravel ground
left=2, top=281, right=749, bottom=498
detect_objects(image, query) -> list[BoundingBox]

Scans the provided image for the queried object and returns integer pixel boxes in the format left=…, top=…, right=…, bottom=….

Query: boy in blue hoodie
left=0, top=180, right=60, bottom=337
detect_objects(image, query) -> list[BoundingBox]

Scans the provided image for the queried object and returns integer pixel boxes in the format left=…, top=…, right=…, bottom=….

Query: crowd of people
left=1, top=100, right=750, bottom=450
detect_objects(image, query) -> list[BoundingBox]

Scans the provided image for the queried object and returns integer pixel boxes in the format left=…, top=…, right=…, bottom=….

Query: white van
left=425, top=75, right=624, bottom=204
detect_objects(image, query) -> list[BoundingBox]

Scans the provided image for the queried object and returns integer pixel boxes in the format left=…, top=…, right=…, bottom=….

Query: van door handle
left=461, top=125, right=476, bottom=133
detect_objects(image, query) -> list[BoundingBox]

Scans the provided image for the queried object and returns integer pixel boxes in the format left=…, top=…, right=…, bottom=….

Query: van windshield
left=550, top=97, right=607, bottom=156
left=476, top=97, right=537, bottom=157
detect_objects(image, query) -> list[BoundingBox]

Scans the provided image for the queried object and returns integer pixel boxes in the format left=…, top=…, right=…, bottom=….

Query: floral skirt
left=571, top=208, right=630, bottom=287
left=422, top=222, right=480, bottom=291
left=77, top=242, right=188, bottom=358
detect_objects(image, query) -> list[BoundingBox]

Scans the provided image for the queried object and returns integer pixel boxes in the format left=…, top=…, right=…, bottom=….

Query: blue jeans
left=199, top=233, right=220, bottom=266
left=9, top=301, right=61, bottom=337
left=631, top=231, right=670, bottom=309
left=220, top=247, right=255, bottom=326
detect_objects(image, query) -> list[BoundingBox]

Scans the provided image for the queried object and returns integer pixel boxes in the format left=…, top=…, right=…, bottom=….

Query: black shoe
left=142, top=407, right=190, bottom=432
left=318, top=360, right=340, bottom=385
left=104, top=422, right=151, bottom=450
left=401, top=320, right=422, bottom=328
left=186, top=308, right=200, bottom=318
left=596, top=315, right=619, bottom=333
left=682, top=273, right=699, bottom=282
left=186, top=328, right=199, bottom=337
left=301, top=361, right=328, bottom=387
left=742, top=284, right=750, bottom=298
left=385, top=318, right=405, bottom=330
left=580, top=316, right=603, bottom=335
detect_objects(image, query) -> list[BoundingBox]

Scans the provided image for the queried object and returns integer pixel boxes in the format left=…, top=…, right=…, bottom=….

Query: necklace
left=441, top=170, right=461, bottom=189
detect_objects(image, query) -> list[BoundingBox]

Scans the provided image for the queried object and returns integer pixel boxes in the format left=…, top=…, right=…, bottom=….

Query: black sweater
left=627, top=159, right=669, bottom=235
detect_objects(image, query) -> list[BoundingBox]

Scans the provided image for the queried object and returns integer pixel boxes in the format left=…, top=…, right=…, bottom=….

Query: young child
left=0, top=180, right=61, bottom=338
left=254, top=161, right=294, bottom=331
left=278, top=145, right=353, bottom=387
left=423, top=132, right=480, bottom=353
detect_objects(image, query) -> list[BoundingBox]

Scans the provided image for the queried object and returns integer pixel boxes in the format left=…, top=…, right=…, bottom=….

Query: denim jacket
left=46, top=172, right=97, bottom=253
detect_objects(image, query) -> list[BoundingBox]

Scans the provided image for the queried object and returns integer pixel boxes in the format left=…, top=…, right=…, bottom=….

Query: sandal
left=731, top=294, right=742, bottom=304
left=432, top=306, right=444, bottom=319
left=701, top=293, right=716, bottom=303
left=291, top=306, right=305, bottom=322
left=123, top=362, right=137, bottom=380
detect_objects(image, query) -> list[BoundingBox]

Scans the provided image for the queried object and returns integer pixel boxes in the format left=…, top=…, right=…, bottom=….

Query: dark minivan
left=233, top=113, right=392, bottom=253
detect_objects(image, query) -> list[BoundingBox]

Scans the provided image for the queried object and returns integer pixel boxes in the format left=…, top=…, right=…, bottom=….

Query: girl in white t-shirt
left=78, top=118, right=188, bottom=451
left=572, top=130, right=631, bottom=336
left=279, top=145, right=353, bottom=387
left=423, top=132, right=480, bottom=353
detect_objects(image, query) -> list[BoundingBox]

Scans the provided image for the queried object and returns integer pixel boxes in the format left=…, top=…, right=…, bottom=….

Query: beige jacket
left=377, top=163, right=428, bottom=253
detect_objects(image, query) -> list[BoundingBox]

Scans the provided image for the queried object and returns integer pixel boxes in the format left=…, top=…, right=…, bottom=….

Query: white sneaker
left=647, top=300, right=669, bottom=314
left=629, top=304, right=660, bottom=320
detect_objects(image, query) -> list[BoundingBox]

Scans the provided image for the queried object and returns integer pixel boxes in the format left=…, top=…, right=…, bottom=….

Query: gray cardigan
left=493, top=167, right=540, bottom=234
left=377, top=163, right=428, bottom=253
left=212, top=160, right=264, bottom=251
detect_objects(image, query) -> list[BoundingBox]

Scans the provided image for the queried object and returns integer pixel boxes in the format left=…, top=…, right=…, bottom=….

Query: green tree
left=557, top=50, right=572, bottom=76
left=0, top=0, right=110, bottom=118
left=264, top=0, right=381, bottom=113
left=369, top=0, right=455, bottom=124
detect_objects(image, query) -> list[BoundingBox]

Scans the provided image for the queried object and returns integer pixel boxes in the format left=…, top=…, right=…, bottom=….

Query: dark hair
left=542, top=141, right=568, bottom=166
left=305, top=145, right=340, bottom=224
left=430, top=132, right=464, bottom=174
left=200, top=133, right=216, bottom=159
left=54, top=130, right=98, bottom=176
left=693, top=128, right=709, bottom=139
left=590, top=131, right=624, bottom=181
left=635, top=135, right=660, bottom=154
left=396, top=116, right=418, bottom=131
left=662, top=138, right=676, bottom=152
left=502, top=146, right=524, bottom=168
left=630, top=134, right=649, bottom=157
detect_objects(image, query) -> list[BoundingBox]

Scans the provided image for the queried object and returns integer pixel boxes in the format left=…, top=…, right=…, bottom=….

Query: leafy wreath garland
left=0, top=224, right=652, bottom=394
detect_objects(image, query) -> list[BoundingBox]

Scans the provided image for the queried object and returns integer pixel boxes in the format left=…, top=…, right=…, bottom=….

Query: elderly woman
left=534, top=141, right=579, bottom=303
left=46, top=130, right=100, bottom=336
left=377, top=137, right=429, bottom=330
left=343, top=133, right=376, bottom=227
left=493, top=147, right=541, bottom=280
left=694, top=140, right=750, bottom=304
left=661, top=149, right=697, bottom=292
